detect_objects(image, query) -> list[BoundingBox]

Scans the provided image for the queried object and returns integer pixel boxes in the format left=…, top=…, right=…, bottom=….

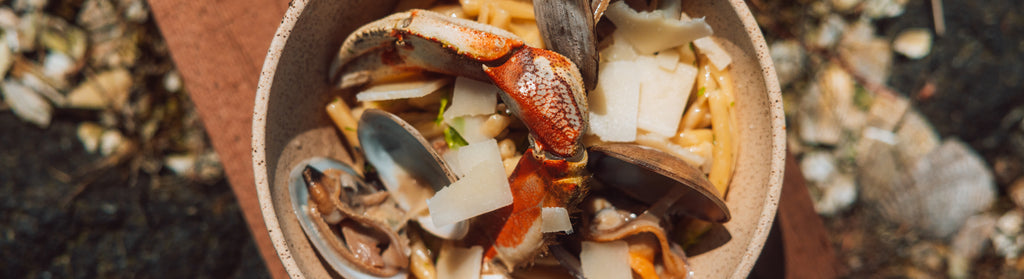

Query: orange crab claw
left=483, top=47, right=589, bottom=159
left=466, top=148, right=588, bottom=270
left=331, top=9, right=594, bottom=271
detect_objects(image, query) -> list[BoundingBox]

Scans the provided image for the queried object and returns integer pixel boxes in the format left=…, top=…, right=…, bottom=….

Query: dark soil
left=0, top=114, right=270, bottom=278
left=0, top=1, right=271, bottom=276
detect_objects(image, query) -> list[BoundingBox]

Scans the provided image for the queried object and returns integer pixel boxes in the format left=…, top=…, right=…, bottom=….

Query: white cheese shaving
left=355, top=78, right=450, bottom=101
left=541, top=207, right=573, bottom=233
left=588, top=60, right=640, bottom=142
left=581, top=241, right=632, bottom=279
left=636, top=56, right=698, bottom=137
left=443, top=77, right=498, bottom=120
left=428, top=139, right=513, bottom=227
left=604, top=1, right=713, bottom=54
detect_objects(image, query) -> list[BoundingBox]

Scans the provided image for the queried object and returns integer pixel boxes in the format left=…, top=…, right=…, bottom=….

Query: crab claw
left=467, top=148, right=589, bottom=270
left=484, top=47, right=588, bottom=159
left=332, top=9, right=592, bottom=271
left=331, top=9, right=525, bottom=88
left=332, top=9, right=588, bottom=159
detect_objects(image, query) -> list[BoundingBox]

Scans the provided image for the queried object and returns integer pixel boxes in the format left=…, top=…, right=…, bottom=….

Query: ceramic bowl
left=253, top=0, right=785, bottom=277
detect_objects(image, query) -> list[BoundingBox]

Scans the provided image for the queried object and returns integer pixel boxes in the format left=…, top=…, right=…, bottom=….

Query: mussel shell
left=534, top=0, right=599, bottom=91
left=587, top=143, right=731, bottom=223
left=288, top=157, right=405, bottom=279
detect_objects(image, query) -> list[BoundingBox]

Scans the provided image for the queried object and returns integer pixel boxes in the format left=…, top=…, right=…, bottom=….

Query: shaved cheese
left=581, top=241, right=632, bottom=279
left=599, top=32, right=639, bottom=62
left=588, top=60, right=640, bottom=142
left=604, top=1, right=713, bottom=54
left=444, top=77, right=498, bottom=120
left=428, top=139, right=512, bottom=227
left=437, top=243, right=483, bottom=279
left=455, top=139, right=501, bottom=175
left=680, top=13, right=733, bottom=70
left=446, top=115, right=491, bottom=143
left=541, top=207, right=573, bottom=233
left=443, top=151, right=465, bottom=178
left=416, top=214, right=469, bottom=240
left=444, top=138, right=506, bottom=177
left=694, top=37, right=732, bottom=70
left=655, top=49, right=681, bottom=71
left=355, top=78, right=450, bottom=101
left=636, top=56, right=698, bottom=137
left=676, top=42, right=697, bottom=64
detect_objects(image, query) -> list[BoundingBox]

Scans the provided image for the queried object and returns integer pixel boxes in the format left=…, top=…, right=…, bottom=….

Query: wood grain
left=147, top=0, right=291, bottom=278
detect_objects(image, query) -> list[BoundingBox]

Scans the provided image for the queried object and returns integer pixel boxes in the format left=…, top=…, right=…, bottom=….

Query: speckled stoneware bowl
left=253, top=0, right=785, bottom=277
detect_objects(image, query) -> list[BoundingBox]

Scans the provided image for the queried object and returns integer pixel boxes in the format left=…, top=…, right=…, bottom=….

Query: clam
left=288, top=157, right=408, bottom=278
left=291, top=116, right=732, bottom=278
left=572, top=143, right=729, bottom=278
left=587, top=143, right=730, bottom=223
left=289, top=109, right=468, bottom=278
left=357, top=109, right=469, bottom=240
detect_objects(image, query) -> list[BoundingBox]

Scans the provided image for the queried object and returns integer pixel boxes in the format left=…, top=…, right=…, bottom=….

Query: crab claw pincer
left=331, top=9, right=591, bottom=271
left=331, top=9, right=588, bottom=158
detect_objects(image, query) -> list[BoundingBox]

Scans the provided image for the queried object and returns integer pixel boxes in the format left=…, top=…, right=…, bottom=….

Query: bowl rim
left=252, top=0, right=785, bottom=277
left=252, top=0, right=306, bottom=276
left=721, top=0, right=786, bottom=277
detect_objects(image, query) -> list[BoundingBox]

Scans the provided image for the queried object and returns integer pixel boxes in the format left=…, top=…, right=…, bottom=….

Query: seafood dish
left=290, top=0, right=744, bottom=278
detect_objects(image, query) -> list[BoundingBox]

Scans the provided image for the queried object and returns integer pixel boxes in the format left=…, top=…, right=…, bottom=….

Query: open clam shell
left=358, top=109, right=468, bottom=239
left=358, top=109, right=456, bottom=195
left=587, top=143, right=731, bottom=223
left=288, top=157, right=406, bottom=279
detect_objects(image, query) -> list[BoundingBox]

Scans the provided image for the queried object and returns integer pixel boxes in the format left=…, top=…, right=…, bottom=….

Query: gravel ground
left=753, top=0, right=1024, bottom=277
left=0, top=0, right=272, bottom=277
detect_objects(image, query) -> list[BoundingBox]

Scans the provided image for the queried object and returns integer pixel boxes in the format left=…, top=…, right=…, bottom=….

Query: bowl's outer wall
left=679, top=1, right=785, bottom=278
left=254, top=0, right=398, bottom=277
left=253, top=0, right=785, bottom=278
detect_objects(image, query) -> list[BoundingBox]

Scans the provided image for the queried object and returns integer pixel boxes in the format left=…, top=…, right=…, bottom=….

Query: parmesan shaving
left=581, top=241, right=632, bottom=279
left=428, top=139, right=512, bottom=227
left=355, top=78, right=450, bottom=101
left=541, top=207, right=573, bottom=233
left=604, top=1, right=713, bottom=54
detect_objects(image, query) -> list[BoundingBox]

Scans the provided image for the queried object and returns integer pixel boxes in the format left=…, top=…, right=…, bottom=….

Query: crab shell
left=330, top=9, right=589, bottom=159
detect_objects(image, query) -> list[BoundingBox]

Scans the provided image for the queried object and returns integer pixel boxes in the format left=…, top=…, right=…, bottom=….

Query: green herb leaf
left=853, top=85, right=873, bottom=111
left=698, top=87, right=706, bottom=97
left=444, top=127, right=469, bottom=149
left=343, top=126, right=355, bottom=132
left=435, top=97, right=449, bottom=125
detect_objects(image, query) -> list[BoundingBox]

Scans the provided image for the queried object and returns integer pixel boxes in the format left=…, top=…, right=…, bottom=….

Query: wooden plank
left=147, top=0, right=291, bottom=278
left=778, top=151, right=845, bottom=278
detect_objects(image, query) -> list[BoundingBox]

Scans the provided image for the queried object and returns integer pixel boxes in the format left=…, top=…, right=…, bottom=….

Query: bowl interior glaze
left=252, top=0, right=785, bottom=278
